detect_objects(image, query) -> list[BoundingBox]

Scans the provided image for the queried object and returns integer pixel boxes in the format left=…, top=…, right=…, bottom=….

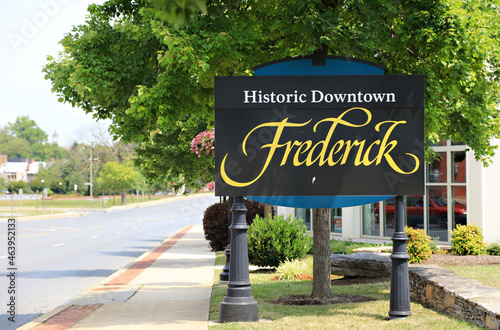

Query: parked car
left=375, top=195, right=466, bottom=228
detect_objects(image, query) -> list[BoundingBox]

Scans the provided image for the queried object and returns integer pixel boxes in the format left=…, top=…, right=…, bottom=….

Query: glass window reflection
left=295, top=208, right=310, bottom=230
left=452, top=151, right=466, bottom=183
left=363, top=203, right=379, bottom=236
left=427, top=152, right=447, bottom=183
left=453, top=187, right=467, bottom=229
left=427, top=187, right=448, bottom=241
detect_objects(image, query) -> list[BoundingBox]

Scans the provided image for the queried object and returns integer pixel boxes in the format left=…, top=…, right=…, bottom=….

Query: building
left=277, top=140, right=500, bottom=244
left=0, top=155, right=47, bottom=183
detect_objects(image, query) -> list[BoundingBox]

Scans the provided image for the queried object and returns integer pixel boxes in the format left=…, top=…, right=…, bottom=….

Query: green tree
left=96, top=161, right=141, bottom=204
left=43, top=0, right=500, bottom=180
left=0, top=178, right=8, bottom=193
left=0, top=127, right=30, bottom=158
left=6, top=116, right=48, bottom=144
left=30, top=142, right=68, bottom=161
left=43, top=0, right=500, bottom=299
left=0, top=117, right=67, bottom=161
left=11, top=180, right=27, bottom=194
left=35, top=164, right=60, bottom=194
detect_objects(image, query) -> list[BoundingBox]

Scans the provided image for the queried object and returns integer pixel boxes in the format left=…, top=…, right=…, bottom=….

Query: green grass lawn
left=443, top=265, right=500, bottom=290
left=209, top=252, right=484, bottom=329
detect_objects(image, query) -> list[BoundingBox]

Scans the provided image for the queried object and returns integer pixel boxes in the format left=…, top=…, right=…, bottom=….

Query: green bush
left=248, top=214, right=309, bottom=268
left=202, top=199, right=264, bottom=251
left=451, top=224, right=488, bottom=255
left=405, top=226, right=432, bottom=263
left=487, top=242, right=500, bottom=256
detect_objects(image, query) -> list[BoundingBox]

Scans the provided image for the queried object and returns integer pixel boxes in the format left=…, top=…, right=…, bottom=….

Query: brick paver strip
left=34, top=305, right=101, bottom=330
left=104, top=225, right=194, bottom=286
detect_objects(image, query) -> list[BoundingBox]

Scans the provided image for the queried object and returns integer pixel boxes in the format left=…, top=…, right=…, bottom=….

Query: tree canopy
left=0, top=116, right=67, bottom=161
left=6, top=115, right=48, bottom=144
left=43, top=0, right=500, bottom=187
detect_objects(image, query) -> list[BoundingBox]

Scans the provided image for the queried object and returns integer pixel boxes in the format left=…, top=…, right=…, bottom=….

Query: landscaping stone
left=330, top=253, right=391, bottom=277
left=351, top=246, right=393, bottom=253
left=330, top=253, right=500, bottom=329
left=409, top=264, right=500, bottom=329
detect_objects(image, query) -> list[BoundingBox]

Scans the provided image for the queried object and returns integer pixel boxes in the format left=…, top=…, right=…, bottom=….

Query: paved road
left=0, top=194, right=219, bottom=329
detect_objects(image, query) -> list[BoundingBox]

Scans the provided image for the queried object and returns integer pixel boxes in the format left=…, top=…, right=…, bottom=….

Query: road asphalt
left=18, top=223, right=216, bottom=329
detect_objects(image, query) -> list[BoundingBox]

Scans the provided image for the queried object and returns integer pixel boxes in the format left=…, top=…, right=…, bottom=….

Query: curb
left=17, top=305, right=72, bottom=330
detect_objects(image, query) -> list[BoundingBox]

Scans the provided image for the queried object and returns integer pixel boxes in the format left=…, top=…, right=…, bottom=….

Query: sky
left=1, top=0, right=110, bottom=147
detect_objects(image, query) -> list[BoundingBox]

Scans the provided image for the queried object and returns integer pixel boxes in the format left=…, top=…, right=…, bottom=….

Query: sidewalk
left=19, top=225, right=215, bottom=330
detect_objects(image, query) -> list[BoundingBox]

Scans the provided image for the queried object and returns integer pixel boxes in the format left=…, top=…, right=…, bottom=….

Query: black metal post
left=220, top=196, right=234, bottom=282
left=219, top=196, right=258, bottom=323
left=388, top=195, right=412, bottom=319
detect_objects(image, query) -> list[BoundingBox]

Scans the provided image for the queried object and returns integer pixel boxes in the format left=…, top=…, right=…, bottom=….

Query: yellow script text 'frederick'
left=220, top=107, right=420, bottom=187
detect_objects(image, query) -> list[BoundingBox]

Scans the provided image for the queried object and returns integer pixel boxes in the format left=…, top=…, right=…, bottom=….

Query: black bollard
left=219, top=196, right=234, bottom=282
left=388, top=195, right=412, bottom=319
left=219, top=196, right=258, bottom=323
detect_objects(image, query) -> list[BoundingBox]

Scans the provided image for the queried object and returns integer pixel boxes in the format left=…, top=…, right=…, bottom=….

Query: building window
left=426, top=141, right=467, bottom=241
left=295, top=208, right=311, bottom=230
left=362, top=203, right=380, bottom=236
left=331, top=208, right=342, bottom=234
left=361, top=140, right=467, bottom=242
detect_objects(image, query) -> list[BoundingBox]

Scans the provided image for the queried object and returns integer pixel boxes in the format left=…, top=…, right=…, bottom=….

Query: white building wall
left=467, top=150, right=483, bottom=229
left=276, top=206, right=295, bottom=221
left=340, top=206, right=360, bottom=239
left=480, top=139, right=500, bottom=243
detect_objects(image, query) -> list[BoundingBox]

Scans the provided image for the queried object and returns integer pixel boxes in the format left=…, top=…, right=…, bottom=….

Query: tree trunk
left=121, top=192, right=127, bottom=205
left=312, top=208, right=331, bottom=299
left=264, top=203, right=273, bottom=219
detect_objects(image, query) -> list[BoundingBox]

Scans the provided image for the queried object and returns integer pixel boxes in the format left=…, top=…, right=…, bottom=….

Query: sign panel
left=215, top=75, right=424, bottom=197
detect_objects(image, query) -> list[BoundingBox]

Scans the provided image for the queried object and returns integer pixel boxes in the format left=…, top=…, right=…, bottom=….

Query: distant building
left=0, top=155, right=47, bottom=183
left=52, top=131, right=59, bottom=144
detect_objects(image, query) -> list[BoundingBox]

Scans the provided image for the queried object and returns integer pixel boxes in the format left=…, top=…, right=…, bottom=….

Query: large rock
left=330, top=253, right=391, bottom=277
left=351, top=246, right=393, bottom=253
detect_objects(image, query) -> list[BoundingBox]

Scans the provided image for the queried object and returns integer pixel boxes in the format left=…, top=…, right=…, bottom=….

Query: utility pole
left=89, top=142, right=98, bottom=200
left=90, top=147, right=93, bottom=200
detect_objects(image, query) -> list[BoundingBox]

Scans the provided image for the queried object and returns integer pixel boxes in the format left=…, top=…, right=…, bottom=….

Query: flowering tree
left=190, top=128, right=214, bottom=158
left=191, top=128, right=215, bottom=190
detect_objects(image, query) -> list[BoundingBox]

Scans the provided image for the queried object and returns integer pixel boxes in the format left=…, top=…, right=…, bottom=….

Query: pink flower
left=190, top=128, right=215, bottom=158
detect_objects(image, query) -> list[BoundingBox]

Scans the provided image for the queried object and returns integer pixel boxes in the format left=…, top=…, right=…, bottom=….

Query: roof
left=0, top=162, right=27, bottom=173
left=0, top=161, right=47, bottom=174
left=27, top=162, right=47, bottom=174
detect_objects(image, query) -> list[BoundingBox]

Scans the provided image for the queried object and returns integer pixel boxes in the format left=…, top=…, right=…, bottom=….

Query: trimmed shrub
left=405, top=226, right=432, bottom=263
left=451, top=224, right=487, bottom=255
left=487, top=242, right=500, bottom=256
left=248, top=214, right=309, bottom=268
left=202, top=199, right=264, bottom=251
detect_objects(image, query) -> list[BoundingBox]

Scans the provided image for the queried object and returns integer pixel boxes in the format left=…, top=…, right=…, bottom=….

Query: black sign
left=215, top=75, right=425, bottom=197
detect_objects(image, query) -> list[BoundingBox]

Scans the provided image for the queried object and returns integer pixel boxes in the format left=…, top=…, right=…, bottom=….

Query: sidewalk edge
left=17, top=305, right=72, bottom=330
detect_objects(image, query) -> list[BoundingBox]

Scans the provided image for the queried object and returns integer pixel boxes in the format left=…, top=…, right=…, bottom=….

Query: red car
left=376, top=196, right=466, bottom=229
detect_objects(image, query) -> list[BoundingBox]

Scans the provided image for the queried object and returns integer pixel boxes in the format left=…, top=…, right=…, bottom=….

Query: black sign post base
left=388, top=195, right=412, bottom=319
left=219, top=196, right=258, bottom=323
left=219, top=244, right=230, bottom=282
left=220, top=197, right=234, bottom=282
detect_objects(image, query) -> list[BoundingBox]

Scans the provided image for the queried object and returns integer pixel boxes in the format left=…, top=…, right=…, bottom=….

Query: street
left=0, top=194, right=218, bottom=329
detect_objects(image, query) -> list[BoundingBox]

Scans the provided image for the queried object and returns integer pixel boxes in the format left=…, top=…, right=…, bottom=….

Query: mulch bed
left=272, top=294, right=376, bottom=306
left=270, top=253, right=500, bottom=306
left=422, top=254, right=500, bottom=266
